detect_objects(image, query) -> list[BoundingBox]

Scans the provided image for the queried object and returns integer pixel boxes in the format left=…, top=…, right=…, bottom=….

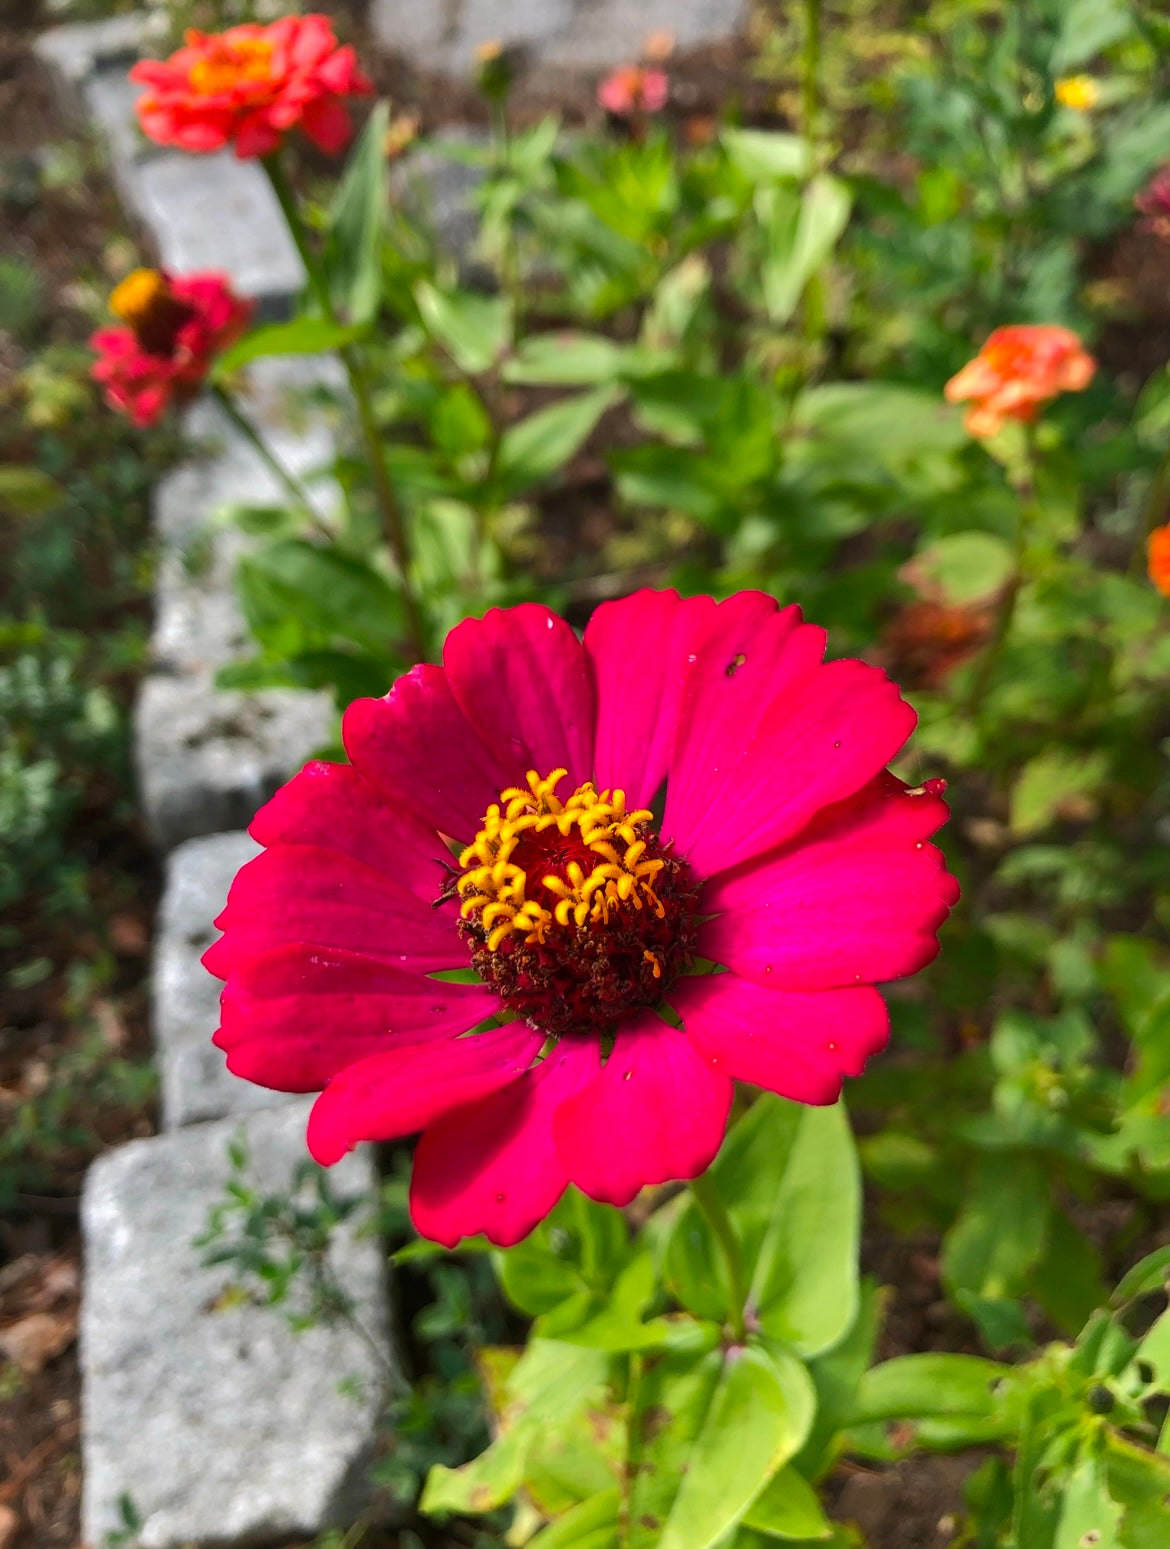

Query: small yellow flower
left=1055, top=75, right=1100, bottom=112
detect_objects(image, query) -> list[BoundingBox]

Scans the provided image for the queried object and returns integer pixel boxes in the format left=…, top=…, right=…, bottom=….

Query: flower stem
left=689, top=1170, right=747, bottom=1343
left=967, top=426, right=1037, bottom=715
left=209, top=383, right=324, bottom=529
left=262, top=154, right=426, bottom=663
left=802, top=0, right=822, bottom=149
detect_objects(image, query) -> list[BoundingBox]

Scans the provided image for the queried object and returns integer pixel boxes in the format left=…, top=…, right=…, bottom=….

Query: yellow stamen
left=189, top=36, right=274, bottom=96
left=110, top=268, right=171, bottom=327
left=456, top=768, right=666, bottom=951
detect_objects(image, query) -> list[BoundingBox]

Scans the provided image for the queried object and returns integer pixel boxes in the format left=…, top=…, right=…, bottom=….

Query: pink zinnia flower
left=205, top=591, right=958, bottom=1247
left=597, top=65, right=669, bottom=117
left=131, top=14, right=373, bottom=160
left=90, top=267, right=252, bottom=426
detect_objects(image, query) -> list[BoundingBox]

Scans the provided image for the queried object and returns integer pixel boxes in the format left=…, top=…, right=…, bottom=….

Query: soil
left=2, top=7, right=1170, bottom=1549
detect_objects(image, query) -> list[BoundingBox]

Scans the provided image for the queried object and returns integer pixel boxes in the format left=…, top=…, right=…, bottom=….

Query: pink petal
left=663, top=599, right=918, bottom=878
left=660, top=593, right=815, bottom=857
left=669, top=974, right=888, bottom=1104
left=212, top=952, right=497, bottom=1091
left=202, top=844, right=465, bottom=979
left=307, top=1025, right=544, bottom=1165
left=699, top=836, right=960, bottom=991
left=249, top=761, right=450, bottom=904
left=554, top=1013, right=733, bottom=1207
left=701, top=773, right=951, bottom=913
left=410, top=1039, right=600, bottom=1247
left=443, top=605, right=596, bottom=790
left=343, top=665, right=510, bottom=844
left=585, top=588, right=715, bottom=809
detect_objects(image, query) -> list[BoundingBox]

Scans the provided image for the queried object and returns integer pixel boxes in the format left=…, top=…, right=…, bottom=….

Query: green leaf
left=213, top=317, right=367, bottom=375
left=906, top=532, right=1015, bottom=606
left=326, top=101, right=390, bottom=324
left=1055, top=1451, right=1123, bottom=1549
left=942, top=1153, right=1051, bottom=1301
left=627, top=1343, right=816, bottom=1549
left=496, top=386, right=620, bottom=492
left=743, top=1465, right=833, bottom=1540
left=503, top=333, right=633, bottom=385
left=236, top=539, right=403, bottom=662
left=0, top=465, right=62, bottom=515
left=850, top=1354, right=1011, bottom=1426
left=414, top=280, right=513, bottom=374
left=421, top=1429, right=527, bottom=1517
left=1105, top=1435, right=1170, bottom=1549
left=496, top=1189, right=629, bottom=1318
left=760, top=174, right=851, bottom=324
left=1010, top=750, right=1111, bottom=837
left=528, top=1489, right=621, bottom=1549
left=749, top=1104, right=861, bottom=1358
left=721, top=128, right=812, bottom=182
left=1111, top=1247, right=1170, bottom=1309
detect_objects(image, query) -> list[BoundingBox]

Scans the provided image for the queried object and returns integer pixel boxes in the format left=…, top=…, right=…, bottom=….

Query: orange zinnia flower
left=131, top=14, right=372, bottom=160
left=945, top=325, right=1096, bottom=438
left=1149, top=524, right=1170, bottom=596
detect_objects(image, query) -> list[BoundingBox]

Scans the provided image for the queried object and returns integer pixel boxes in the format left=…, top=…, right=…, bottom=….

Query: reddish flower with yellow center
left=205, top=591, right=959, bottom=1246
left=945, top=324, right=1095, bottom=438
left=90, top=267, right=252, bottom=426
left=131, top=14, right=372, bottom=159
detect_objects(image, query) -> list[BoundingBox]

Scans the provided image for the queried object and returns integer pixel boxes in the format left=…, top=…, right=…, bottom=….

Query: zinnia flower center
left=453, top=769, right=699, bottom=1035
left=188, top=35, right=275, bottom=96
left=109, top=268, right=194, bottom=356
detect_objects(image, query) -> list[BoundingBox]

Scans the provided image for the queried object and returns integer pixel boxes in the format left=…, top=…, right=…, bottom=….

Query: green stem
left=262, top=154, right=426, bottom=663
left=209, top=383, right=323, bottom=529
left=802, top=0, right=822, bottom=150
left=967, top=427, right=1037, bottom=715
left=689, top=1170, right=747, bottom=1343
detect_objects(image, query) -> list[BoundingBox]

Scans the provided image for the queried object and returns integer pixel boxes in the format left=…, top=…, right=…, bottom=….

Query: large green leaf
left=326, top=101, right=390, bottom=324
left=496, top=386, right=620, bottom=492
left=528, top=1489, right=621, bottom=1549
left=748, top=1105, right=861, bottom=1357
left=850, top=1354, right=1011, bottom=1427
left=942, top=1153, right=1051, bottom=1301
left=721, top=128, right=812, bottom=183
left=414, top=281, right=513, bottom=374
left=627, top=1343, right=816, bottom=1549
left=760, top=174, right=851, bottom=324
left=742, top=1465, right=832, bottom=1540
left=665, top=1099, right=859, bottom=1355
left=213, top=316, right=366, bottom=375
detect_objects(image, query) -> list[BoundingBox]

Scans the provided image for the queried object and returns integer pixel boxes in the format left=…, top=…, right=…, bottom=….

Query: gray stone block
left=82, top=1102, right=396, bottom=1549
left=81, top=67, right=150, bottom=183
left=34, top=14, right=146, bottom=92
left=154, top=832, right=275, bottom=1129
left=136, top=361, right=339, bottom=851
left=370, top=0, right=748, bottom=74
left=135, top=673, right=334, bottom=853
left=121, top=152, right=304, bottom=313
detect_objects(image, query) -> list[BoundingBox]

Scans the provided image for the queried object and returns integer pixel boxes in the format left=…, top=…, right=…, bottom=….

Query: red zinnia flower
left=597, top=65, right=670, bottom=117
left=90, top=268, right=252, bottom=427
left=1149, top=524, right=1170, bottom=596
left=205, top=591, right=959, bottom=1247
left=945, top=324, right=1096, bottom=438
left=131, top=14, right=372, bottom=159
